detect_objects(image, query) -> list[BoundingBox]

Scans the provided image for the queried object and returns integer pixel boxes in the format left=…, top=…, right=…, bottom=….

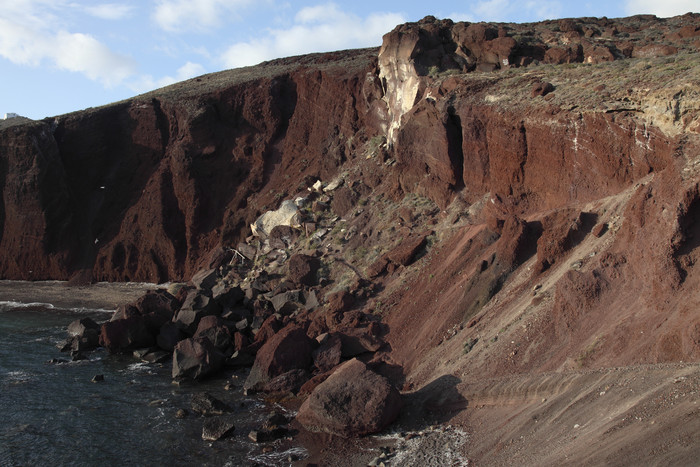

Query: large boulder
left=156, top=321, right=186, bottom=351
left=99, top=316, right=155, bottom=353
left=67, top=317, right=100, bottom=349
left=244, top=325, right=314, bottom=392
left=287, top=253, right=320, bottom=286
left=172, top=337, right=225, bottom=380
left=193, top=316, right=232, bottom=350
left=191, top=268, right=218, bottom=291
left=251, top=200, right=301, bottom=237
left=202, top=417, right=235, bottom=441
left=313, top=333, right=343, bottom=372
left=172, top=290, right=221, bottom=334
left=133, top=289, right=180, bottom=317
left=296, top=358, right=403, bottom=437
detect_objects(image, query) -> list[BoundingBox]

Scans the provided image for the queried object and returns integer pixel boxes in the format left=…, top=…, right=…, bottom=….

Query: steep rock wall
left=0, top=50, right=383, bottom=281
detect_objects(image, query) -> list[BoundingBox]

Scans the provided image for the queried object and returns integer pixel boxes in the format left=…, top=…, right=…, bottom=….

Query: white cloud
left=153, top=0, right=251, bottom=32
left=0, top=1, right=137, bottom=86
left=84, top=3, right=135, bottom=20
left=470, top=0, right=563, bottom=22
left=131, top=61, right=206, bottom=92
left=625, top=0, right=698, bottom=17
left=447, top=12, right=476, bottom=22
left=221, top=3, right=405, bottom=69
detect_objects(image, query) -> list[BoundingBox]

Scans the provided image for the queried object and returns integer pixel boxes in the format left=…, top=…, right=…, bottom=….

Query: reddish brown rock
left=99, top=316, right=155, bottom=353
left=313, top=333, right=343, bottom=372
left=325, top=290, right=355, bottom=316
left=261, top=369, right=310, bottom=394
left=193, top=315, right=231, bottom=350
left=287, top=253, right=320, bottom=286
left=387, top=233, right=429, bottom=266
left=244, top=325, right=314, bottom=392
left=330, top=186, right=359, bottom=217
left=296, top=358, right=403, bottom=437
left=172, top=337, right=225, bottom=380
left=532, top=82, right=555, bottom=98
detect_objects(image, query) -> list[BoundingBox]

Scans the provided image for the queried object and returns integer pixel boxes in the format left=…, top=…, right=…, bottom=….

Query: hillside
left=2, top=12, right=700, bottom=465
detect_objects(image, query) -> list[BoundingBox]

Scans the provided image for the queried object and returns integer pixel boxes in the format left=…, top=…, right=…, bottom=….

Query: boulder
left=99, top=316, right=155, bottom=353
left=269, top=290, right=301, bottom=314
left=313, top=333, right=343, bottom=372
left=193, top=316, right=232, bottom=350
left=269, top=225, right=299, bottom=248
left=339, top=328, right=385, bottom=357
left=67, top=317, right=99, bottom=337
left=236, top=242, right=257, bottom=261
left=632, top=44, right=678, bottom=58
left=111, top=303, right=140, bottom=321
left=140, top=349, right=170, bottom=364
left=251, top=200, right=301, bottom=237
left=172, top=290, right=221, bottom=334
left=331, top=186, right=359, bottom=216
left=287, top=253, right=320, bottom=286
left=156, top=321, right=186, bottom=351
left=531, top=82, right=554, bottom=97
left=67, top=317, right=100, bottom=349
left=133, top=289, right=180, bottom=317
left=212, top=283, right=244, bottom=308
left=172, top=337, right=225, bottom=380
left=296, top=359, right=403, bottom=437
left=191, top=268, right=218, bottom=291
left=252, top=315, right=283, bottom=345
left=386, top=233, right=428, bottom=266
left=325, top=291, right=355, bottom=315
left=261, top=369, right=310, bottom=394
left=191, top=392, right=231, bottom=416
left=244, top=325, right=314, bottom=392
left=202, top=417, right=235, bottom=441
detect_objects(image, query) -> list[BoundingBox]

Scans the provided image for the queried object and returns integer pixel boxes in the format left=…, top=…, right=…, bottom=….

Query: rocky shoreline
left=54, top=177, right=414, bottom=463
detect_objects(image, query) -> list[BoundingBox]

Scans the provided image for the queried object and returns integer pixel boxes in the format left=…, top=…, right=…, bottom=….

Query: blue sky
left=1, top=0, right=697, bottom=120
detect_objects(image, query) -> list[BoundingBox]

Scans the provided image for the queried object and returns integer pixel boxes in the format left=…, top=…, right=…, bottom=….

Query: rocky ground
left=3, top=12, right=700, bottom=466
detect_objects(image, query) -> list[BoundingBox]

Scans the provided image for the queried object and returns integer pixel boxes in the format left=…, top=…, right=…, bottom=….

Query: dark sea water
left=0, top=301, right=305, bottom=466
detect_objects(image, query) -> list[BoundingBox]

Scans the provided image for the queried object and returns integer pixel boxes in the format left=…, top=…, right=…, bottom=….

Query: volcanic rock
left=312, top=333, right=343, bottom=372
left=244, top=325, right=314, bottom=392
left=287, top=253, right=320, bottom=286
left=202, top=417, right=235, bottom=441
left=156, top=321, right=185, bottom=351
left=99, top=316, right=155, bottom=353
left=172, top=290, right=221, bottom=334
left=191, top=392, right=231, bottom=416
left=296, top=358, right=403, bottom=437
left=172, top=337, right=225, bottom=380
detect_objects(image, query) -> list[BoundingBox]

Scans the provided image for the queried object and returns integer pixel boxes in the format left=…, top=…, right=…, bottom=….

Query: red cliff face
left=5, top=14, right=700, bottom=463
left=0, top=50, right=383, bottom=282
left=2, top=13, right=700, bottom=376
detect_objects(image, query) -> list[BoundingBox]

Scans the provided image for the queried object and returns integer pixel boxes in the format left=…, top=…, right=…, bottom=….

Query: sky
left=1, top=0, right=698, bottom=120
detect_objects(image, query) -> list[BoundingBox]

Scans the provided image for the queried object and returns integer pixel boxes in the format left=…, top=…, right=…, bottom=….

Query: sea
left=0, top=296, right=306, bottom=466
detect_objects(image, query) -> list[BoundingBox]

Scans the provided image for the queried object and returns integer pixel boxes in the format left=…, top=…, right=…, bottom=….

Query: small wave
left=247, top=447, right=308, bottom=466
left=4, top=370, right=33, bottom=384
left=64, top=306, right=115, bottom=314
left=126, top=362, right=154, bottom=373
left=0, top=300, right=55, bottom=310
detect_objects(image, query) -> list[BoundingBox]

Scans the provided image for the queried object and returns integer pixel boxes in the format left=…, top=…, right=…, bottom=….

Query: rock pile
left=60, top=177, right=404, bottom=438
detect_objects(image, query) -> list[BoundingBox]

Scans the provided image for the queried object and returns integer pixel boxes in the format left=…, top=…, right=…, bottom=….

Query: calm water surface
left=0, top=302, right=303, bottom=466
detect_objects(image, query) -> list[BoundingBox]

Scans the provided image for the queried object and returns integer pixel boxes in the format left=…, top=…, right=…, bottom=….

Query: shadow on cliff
left=0, top=156, right=6, bottom=246
left=396, top=374, right=468, bottom=430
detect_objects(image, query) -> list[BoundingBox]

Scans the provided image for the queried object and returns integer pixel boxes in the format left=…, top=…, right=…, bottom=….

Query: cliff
left=3, top=12, right=700, bottom=464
